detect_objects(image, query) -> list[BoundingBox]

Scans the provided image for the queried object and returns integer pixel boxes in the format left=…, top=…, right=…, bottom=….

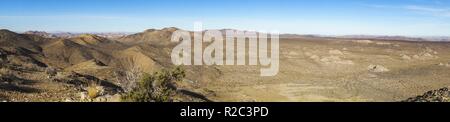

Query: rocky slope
left=403, top=87, right=450, bottom=102
left=1, top=29, right=211, bottom=102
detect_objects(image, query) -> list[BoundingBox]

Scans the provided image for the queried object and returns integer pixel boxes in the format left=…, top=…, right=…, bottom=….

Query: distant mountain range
left=336, top=35, right=450, bottom=42
left=279, top=34, right=450, bottom=42
left=17, top=29, right=450, bottom=42
left=23, top=31, right=131, bottom=39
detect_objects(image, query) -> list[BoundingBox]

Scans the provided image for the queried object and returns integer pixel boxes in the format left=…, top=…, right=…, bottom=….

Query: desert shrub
left=121, top=67, right=185, bottom=102
left=87, top=83, right=99, bottom=99
left=114, top=65, right=141, bottom=92
left=0, top=68, right=11, bottom=75
left=45, top=67, right=57, bottom=77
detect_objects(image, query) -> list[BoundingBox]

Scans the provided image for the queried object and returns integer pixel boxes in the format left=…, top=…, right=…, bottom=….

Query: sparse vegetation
left=121, top=67, right=185, bottom=102
left=87, top=82, right=101, bottom=99
left=115, top=65, right=142, bottom=93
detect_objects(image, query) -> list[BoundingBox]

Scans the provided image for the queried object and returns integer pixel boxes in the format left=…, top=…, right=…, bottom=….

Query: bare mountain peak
left=24, top=30, right=49, bottom=34
left=69, top=34, right=113, bottom=45
left=77, top=34, right=103, bottom=39
left=0, top=29, right=18, bottom=36
left=0, top=29, right=14, bottom=33
left=144, top=27, right=180, bottom=33
left=23, top=31, right=56, bottom=38
left=0, top=29, right=26, bottom=40
left=162, top=27, right=179, bottom=32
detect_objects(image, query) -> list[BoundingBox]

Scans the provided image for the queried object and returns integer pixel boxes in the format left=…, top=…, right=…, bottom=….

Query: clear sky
left=1, top=0, right=450, bottom=36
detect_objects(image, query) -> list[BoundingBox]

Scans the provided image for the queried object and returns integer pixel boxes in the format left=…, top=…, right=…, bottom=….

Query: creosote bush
left=121, top=67, right=185, bottom=102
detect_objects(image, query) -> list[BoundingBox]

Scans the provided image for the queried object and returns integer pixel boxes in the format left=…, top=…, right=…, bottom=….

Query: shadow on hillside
left=54, top=73, right=123, bottom=93
left=177, top=89, right=214, bottom=102
left=15, top=78, right=38, bottom=86
left=82, top=74, right=123, bottom=92
left=0, top=83, right=40, bottom=93
left=0, top=75, right=40, bottom=93
left=99, top=80, right=124, bottom=93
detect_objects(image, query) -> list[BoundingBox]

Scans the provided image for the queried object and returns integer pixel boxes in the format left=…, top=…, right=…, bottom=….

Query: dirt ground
left=202, top=38, right=450, bottom=102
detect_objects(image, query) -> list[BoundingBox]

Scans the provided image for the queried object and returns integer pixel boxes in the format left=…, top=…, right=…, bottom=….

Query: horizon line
left=2, top=27, right=450, bottom=38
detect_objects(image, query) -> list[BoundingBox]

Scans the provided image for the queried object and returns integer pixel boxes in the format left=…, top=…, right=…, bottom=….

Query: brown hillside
left=42, top=39, right=112, bottom=68
left=118, top=27, right=179, bottom=44
left=0, top=29, right=42, bottom=53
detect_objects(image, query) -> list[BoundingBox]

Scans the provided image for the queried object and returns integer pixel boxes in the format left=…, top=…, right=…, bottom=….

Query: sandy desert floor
left=202, top=37, right=450, bottom=102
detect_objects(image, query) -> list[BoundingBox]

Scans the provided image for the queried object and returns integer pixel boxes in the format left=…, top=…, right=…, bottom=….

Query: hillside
left=0, top=29, right=43, bottom=53
left=0, top=29, right=209, bottom=102
left=117, top=27, right=179, bottom=44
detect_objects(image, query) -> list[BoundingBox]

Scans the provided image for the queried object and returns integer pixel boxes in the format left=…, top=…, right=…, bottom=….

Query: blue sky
left=1, top=0, right=450, bottom=36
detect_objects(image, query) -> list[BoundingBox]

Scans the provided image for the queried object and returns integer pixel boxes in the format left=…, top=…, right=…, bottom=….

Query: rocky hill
left=117, top=27, right=179, bottom=44
left=0, top=29, right=211, bottom=102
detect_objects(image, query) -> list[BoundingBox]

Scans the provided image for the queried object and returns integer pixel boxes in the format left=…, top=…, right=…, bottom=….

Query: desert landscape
left=1, top=28, right=450, bottom=102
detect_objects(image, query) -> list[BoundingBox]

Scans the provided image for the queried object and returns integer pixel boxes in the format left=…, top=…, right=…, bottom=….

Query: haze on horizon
left=1, top=0, right=450, bottom=36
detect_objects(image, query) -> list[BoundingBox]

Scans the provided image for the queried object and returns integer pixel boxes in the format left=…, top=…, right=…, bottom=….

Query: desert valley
left=1, top=28, right=450, bottom=102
